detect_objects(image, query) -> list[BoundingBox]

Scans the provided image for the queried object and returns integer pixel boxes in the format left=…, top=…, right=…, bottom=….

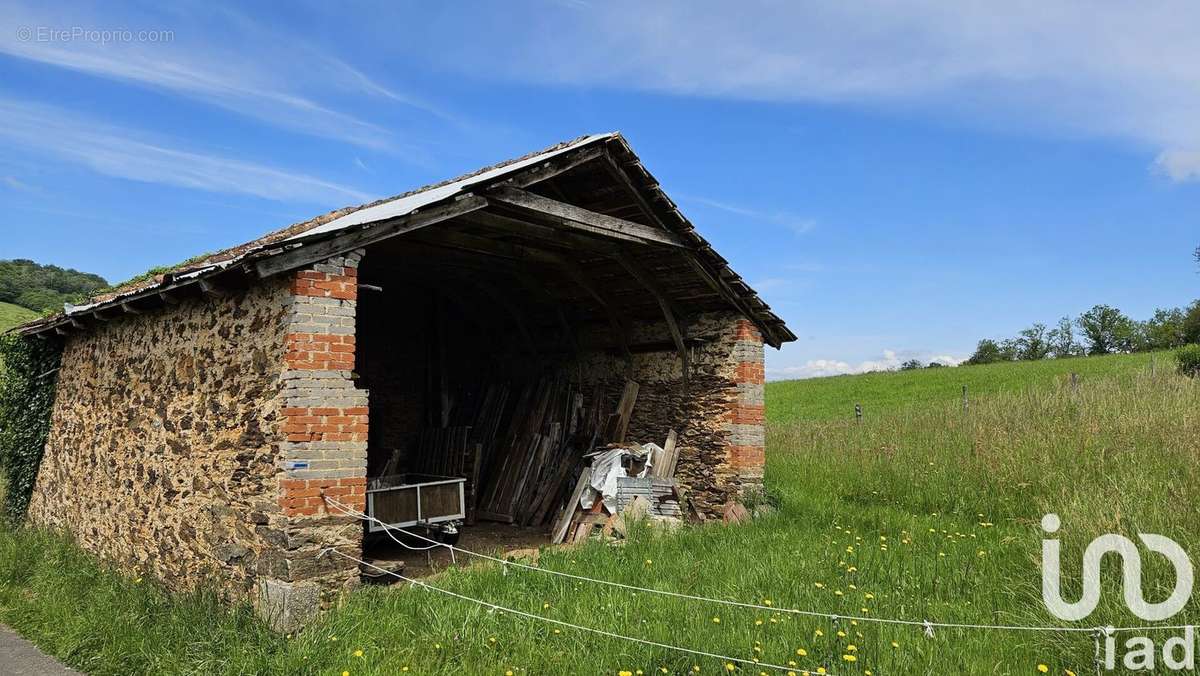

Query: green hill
left=0, top=302, right=37, bottom=333
left=0, top=259, right=108, bottom=314
left=765, top=350, right=1165, bottom=423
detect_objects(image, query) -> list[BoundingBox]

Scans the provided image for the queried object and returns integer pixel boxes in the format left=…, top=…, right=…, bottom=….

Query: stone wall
left=27, top=278, right=292, bottom=597
left=570, top=311, right=766, bottom=516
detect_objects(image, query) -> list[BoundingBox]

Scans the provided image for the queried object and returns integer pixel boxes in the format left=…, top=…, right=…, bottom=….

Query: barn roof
left=17, top=133, right=796, bottom=347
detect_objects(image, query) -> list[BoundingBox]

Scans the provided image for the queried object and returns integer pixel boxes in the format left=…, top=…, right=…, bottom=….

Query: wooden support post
left=855, top=403, right=862, bottom=424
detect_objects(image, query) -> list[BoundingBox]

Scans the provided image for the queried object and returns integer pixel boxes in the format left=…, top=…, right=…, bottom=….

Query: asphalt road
left=0, top=625, right=76, bottom=675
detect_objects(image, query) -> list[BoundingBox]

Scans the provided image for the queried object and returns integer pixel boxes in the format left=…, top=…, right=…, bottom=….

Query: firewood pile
left=401, top=377, right=684, bottom=539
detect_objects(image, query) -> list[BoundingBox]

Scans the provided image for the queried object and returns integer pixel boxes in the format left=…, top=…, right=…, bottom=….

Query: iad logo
left=1041, top=514, right=1196, bottom=670
left=1041, top=513, right=1193, bottom=621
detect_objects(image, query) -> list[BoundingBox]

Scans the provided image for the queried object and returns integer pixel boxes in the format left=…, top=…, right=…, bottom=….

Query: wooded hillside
left=0, top=259, right=108, bottom=314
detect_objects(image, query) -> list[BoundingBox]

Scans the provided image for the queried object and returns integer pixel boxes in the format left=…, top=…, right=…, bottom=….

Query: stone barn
left=16, top=133, right=794, bottom=628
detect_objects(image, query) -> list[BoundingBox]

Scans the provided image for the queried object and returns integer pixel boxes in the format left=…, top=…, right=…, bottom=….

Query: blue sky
left=1, top=1, right=1197, bottom=378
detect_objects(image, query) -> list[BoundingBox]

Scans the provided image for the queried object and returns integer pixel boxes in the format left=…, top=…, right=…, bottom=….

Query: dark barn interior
left=348, top=144, right=783, bottom=561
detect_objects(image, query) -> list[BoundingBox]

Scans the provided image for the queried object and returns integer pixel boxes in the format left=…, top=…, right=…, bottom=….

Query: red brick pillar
left=258, top=250, right=368, bottom=631
left=727, top=319, right=765, bottom=488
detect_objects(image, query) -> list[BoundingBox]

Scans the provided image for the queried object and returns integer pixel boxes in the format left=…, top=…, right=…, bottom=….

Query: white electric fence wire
left=323, top=548, right=828, bottom=675
left=323, top=495, right=1195, bottom=636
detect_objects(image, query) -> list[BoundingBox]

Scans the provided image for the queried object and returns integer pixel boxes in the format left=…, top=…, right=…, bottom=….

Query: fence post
left=854, top=403, right=862, bottom=424
left=1070, top=372, right=1079, bottom=395
left=961, top=385, right=969, bottom=413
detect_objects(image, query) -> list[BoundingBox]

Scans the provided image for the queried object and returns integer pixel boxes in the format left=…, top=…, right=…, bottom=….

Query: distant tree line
left=0, top=259, right=109, bottom=314
left=965, top=301, right=1200, bottom=365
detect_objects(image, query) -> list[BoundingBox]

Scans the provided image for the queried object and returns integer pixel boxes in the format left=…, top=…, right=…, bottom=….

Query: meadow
left=1, top=351, right=1198, bottom=674
left=0, top=302, right=37, bottom=370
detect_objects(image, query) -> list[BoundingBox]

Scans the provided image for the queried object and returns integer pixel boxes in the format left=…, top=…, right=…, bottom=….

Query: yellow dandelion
left=645, top=559, right=653, bottom=565
left=342, top=672, right=350, bottom=676
left=813, top=582, right=825, bottom=589
left=1066, top=671, right=1076, bottom=676
left=543, top=602, right=551, bottom=609
left=796, top=648, right=808, bottom=656
left=506, top=671, right=514, bottom=676
left=764, top=599, right=773, bottom=606
left=842, top=655, right=856, bottom=662
left=847, top=644, right=857, bottom=652
left=814, top=629, right=824, bottom=637
left=712, top=616, right=721, bottom=624
left=353, top=649, right=364, bottom=658
left=891, top=641, right=900, bottom=648
left=725, top=663, right=736, bottom=672
left=864, top=593, right=875, bottom=599
left=755, top=619, right=764, bottom=626
left=693, top=666, right=701, bottom=673
left=661, top=669, right=669, bottom=674
left=553, top=629, right=561, bottom=635
left=330, top=636, right=338, bottom=642
left=620, top=671, right=633, bottom=676
left=836, top=630, right=846, bottom=638
left=1037, top=666, right=1048, bottom=674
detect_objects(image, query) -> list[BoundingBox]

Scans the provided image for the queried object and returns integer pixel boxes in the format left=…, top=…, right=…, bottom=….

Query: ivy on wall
left=0, top=334, right=62, bottom=521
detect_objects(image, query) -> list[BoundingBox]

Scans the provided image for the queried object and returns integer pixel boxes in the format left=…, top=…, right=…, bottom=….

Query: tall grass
left=0, top=357, right=1196, bottom=674
left=765, top=351, right=1166, bottom=423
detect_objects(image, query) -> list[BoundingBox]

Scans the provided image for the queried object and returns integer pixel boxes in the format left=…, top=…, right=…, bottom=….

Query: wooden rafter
left=487, top=186, right=688, bottom=248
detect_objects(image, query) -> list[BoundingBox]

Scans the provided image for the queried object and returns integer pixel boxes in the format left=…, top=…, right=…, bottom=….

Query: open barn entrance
left=352, top=225, right=643, bottom=568
left=328, top=138, right=784, bottom=575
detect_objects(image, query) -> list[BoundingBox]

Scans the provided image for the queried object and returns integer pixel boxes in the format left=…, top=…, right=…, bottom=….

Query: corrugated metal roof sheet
left=293, top=133, right=615, bottom=240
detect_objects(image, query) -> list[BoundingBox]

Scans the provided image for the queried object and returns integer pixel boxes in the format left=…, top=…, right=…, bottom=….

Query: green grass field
left=2, top=351, right=1198, bottom=675
left=0, top=301, right=36, bottom=334
left=765, top=350, right=1167, bottom=423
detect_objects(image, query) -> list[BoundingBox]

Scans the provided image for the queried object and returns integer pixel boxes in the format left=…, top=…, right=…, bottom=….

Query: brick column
left=727, top=319, right=765, bottom=488
left=258, top=250, right=368, bottom=631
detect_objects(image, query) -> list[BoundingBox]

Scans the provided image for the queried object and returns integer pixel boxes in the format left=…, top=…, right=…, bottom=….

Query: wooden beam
left=198, top=279, right=224, bottom=297
left=615, top=252, right=689, bottom=382
left=504, top=146, right=605, bottom=188
left=488, top=186, right=688, bottom=248
left=54, top=326, right=70, bottom=336
left=120, top=302, right=142, bottom=314
left=254, top=195, right=487, bottom=278
left=159, top=290, right=180, bottom=305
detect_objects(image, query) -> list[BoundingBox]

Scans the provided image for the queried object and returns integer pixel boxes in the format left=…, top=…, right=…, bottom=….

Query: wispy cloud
left=0, top=2, right=446, bottom=152
left=1, top=175, right=36, bottom=192
left=0, top=98, right=371, bottom=204
left=768, top=349, right=965, bottom=380
left=425, top=1, right=1200, bottom=182
left=682, top=194, right=816, bottom=235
